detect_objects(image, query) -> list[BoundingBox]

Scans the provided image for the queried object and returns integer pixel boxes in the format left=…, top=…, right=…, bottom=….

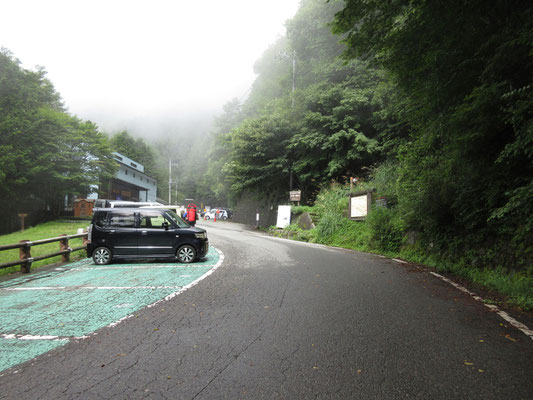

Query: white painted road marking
left=430, top=272, right=533, bottom=340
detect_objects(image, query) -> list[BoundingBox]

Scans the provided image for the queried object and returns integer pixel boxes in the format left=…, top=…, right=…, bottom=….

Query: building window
left=131, top=162, right=137, bottom=168
left=125, top=169, right=128, bottom=175
left=133, top=173, right=136, bottom=178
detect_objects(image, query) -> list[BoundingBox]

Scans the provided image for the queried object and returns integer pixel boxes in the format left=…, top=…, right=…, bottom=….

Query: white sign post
left=276, top=205, right=292, bottom=228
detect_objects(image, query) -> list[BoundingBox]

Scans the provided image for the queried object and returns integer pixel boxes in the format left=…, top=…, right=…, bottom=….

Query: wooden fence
left=0, top=232, right=88, bottom=274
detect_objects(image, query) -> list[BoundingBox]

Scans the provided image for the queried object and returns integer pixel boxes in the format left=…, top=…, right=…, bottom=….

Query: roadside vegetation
left=0, top=220, right=90, bottom=276
left=272, top=183, right=533, bottom=311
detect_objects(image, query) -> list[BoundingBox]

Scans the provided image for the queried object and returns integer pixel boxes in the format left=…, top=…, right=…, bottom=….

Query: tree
left=332, top=0, right=533, bottom=267
left=225, top=110, right=294, bottom=197
left=0, top=49, right=116, bottom=230
left=203, top=0, right=400, bottom=205
left=110, top=130, right=158, bottom=175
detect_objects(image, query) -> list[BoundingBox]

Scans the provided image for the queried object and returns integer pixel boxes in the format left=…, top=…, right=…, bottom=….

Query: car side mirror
left=162, top=221, right=169, bottom=230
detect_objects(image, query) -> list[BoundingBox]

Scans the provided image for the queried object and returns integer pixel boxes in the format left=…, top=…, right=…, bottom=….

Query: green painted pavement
left=0, top=246, right=221, bottom=373
left=0, top=339, right=68, bottom=374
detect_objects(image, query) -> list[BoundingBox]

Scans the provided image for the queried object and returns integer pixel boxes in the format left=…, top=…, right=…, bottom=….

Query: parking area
left=0, top=246, right=222, bottom=373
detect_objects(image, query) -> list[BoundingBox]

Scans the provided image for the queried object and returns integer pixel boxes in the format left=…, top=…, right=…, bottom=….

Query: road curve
left=0, top=221, right=532, bottom=399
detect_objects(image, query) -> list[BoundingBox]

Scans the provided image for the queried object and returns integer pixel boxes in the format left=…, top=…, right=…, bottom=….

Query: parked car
left=204, top=209, right=228, bottom=220
left=87, top=208, right=208, bottom=264
left=213, top=207, right=232, bottom=219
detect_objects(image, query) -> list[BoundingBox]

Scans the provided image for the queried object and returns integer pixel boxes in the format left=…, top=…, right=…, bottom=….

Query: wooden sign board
left=289, top=190, right=301, bottom=202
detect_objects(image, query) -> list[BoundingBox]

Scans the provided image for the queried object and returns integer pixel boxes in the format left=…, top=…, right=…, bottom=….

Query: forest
left=198, top=0, right=532, bottom=262
left=1, top=0, right=532, bottom=301
left=195, top=0, right=533, bottom=298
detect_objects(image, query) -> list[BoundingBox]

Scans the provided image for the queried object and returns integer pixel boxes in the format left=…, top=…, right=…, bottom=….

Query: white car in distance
left=204, top=209, right=228, bottom=220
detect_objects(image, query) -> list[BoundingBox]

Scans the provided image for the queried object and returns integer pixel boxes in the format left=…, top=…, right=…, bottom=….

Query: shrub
left=366, top=207, right=405, bottom=252
left=291, top=205, right=314, bottom=216
left=316, top=211, right=344, bottom=242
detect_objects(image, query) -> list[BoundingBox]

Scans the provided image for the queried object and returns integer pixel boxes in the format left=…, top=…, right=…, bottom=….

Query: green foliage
left=312, top=183, right=350, bottom=241
left=0, top=49, right=116, bottom=229
left=332, top=0, right=533, bottom=271
left=291, top=205, right=314, bottom=216
left=110, top=131, right=158, bottom=175
left=271, top=223, right=317, bottom=243
left=316, top=211, right=343, bottom=242
left=366, top=207, right=405, bottom=252
left=295, top=229, right=317, bottom=243
left=327, top=218, right=370, bottom=251
left=201, top=0, right=400, bottom=206
left=225, top=111, right=294, bottom=197
left=313, top=183, right=349, bottom=217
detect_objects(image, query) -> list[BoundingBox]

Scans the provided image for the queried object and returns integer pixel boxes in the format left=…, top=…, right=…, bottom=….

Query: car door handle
left=141, top=230, right=148, bottom=235
left=109, top=230, right=115, bottom=234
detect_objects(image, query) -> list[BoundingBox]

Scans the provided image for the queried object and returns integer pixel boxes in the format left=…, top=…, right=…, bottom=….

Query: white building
left=88, top=152, right=158, bottom=202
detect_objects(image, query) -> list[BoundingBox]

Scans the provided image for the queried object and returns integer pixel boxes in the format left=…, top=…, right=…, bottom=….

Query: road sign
left=289, top=190, right=301, bottom=202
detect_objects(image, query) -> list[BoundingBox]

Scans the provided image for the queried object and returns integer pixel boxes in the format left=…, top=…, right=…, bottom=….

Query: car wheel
left=177, top=245, right=196, bottom=263
left=222, top=216, right=227, bottom=220
left=93, top=246, right=112, bottom=265
left=205, top=215, right=210, bottom=220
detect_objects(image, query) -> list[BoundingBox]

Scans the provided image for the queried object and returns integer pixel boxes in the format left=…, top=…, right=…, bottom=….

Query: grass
left=0, top=220, right=91, bottom=276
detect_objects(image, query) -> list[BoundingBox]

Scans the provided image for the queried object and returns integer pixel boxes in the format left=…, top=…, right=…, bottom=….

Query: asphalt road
left=1, top=221, right=532, bottom=399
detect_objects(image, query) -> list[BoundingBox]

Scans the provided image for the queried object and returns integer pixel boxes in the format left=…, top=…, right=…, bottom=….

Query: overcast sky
left=1, top=0, right=301, bottom=137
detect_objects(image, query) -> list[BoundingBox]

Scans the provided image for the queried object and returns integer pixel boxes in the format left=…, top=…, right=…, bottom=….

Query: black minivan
left=87, top=208, right=208, bottom=265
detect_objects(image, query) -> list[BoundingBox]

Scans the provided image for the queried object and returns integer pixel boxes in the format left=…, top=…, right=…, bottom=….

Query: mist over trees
left=198, top=0, right=398, bottom=205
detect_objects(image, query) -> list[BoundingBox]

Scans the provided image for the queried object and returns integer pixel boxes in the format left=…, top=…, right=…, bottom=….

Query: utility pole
left=291, top=50, right=296, bottom=107
left=168, top=159, right=179, bottom=204
left=168, top=159, right=171, bottom=205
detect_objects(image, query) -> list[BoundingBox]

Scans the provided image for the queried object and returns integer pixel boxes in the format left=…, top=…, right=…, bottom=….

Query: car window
left=108, top=212, right=135, bottom=228
left=139, top=211, right=170, bottom=229
left=94, top=212, right=108, bottom=228
left=165, top=210, right=190, bottom=228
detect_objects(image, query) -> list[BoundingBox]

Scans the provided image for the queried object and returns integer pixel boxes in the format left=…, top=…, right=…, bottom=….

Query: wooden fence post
left=59, top=234, right=70, bottom=262
left=19, top=240, right=32, bottom=274
left=80, top=228, right=89, bottom=247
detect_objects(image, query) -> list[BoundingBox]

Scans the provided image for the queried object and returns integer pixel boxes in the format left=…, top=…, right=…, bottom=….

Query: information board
left=276, top=205, right=292, bottom=228
left=350, top=194, right=368, bottom=219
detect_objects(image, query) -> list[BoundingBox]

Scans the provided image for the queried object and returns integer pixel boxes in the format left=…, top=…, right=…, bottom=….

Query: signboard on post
left=349, top=191, right=373, bottom=220
left=18, top=213, right=28, bottom=231
left=289, top=190, right=301, bottom=202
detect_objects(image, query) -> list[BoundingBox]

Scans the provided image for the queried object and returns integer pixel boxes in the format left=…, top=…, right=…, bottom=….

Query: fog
left=1, top=0, right=301, bottom=141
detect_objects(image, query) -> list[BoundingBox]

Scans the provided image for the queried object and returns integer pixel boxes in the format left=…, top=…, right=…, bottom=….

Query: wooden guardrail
left=0, top=232, right=88, bottom=274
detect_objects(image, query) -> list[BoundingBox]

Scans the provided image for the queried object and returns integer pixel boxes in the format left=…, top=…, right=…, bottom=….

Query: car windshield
left=165, top=210, right=190, bottom=228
